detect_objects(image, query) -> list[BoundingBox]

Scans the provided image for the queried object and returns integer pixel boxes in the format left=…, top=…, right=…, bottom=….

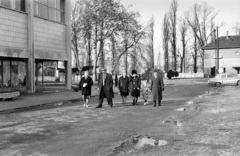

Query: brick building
left=0, top=0, right=72, bottom=93
left=202, top=35, right=240, bottom=77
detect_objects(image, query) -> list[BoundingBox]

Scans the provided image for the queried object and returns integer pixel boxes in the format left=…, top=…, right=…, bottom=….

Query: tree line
left=162, top=0, right=229, bottom=73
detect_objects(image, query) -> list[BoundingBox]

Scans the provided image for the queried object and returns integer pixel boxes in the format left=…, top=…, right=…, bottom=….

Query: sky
left=120, top=0, right=240, bottom=53
left=71, top=0, right=240, bottom=66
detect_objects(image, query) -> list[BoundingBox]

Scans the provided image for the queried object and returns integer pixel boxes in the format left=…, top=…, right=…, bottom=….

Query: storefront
left=0, top=58, right=27, bottom=93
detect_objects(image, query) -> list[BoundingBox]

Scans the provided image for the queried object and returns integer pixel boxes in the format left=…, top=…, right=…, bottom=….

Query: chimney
left=226, top=31, right=229, bottom=39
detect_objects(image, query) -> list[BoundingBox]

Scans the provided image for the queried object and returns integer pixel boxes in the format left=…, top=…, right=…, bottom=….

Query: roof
left=202, top=35, right=240, bottom=50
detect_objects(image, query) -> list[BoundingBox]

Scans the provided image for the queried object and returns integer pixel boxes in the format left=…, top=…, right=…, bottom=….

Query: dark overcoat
left=79, top=76, right=93, bottom=96
left=98, top=73, right=114, bottom=99
left=118, top=76, right=129, bottom=95
left=150, top=76, right=164, bottom=100
left=129, top=75, right=141, bottom=97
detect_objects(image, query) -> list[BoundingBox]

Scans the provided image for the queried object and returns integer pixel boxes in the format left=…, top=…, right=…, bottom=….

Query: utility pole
left=215, top=27, right=219, bottom=75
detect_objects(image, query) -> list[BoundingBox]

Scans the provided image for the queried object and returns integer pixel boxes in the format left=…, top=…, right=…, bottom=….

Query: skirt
left=131, top=89, right=140, bottom=97
left=120, top=92, right=129, bottom=96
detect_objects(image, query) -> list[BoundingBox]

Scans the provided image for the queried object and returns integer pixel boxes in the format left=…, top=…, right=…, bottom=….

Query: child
left=141, top=81, right=150, bottom=105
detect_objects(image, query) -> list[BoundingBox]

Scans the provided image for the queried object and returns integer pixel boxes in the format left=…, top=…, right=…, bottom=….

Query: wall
left=0, top=7, right=29, bottom=58
left=204, top=48, right=240, bottom=75
left=34, top=17, right=67, bottom=60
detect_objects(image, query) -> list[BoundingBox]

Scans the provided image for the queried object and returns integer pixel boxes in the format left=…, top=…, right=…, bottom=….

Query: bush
left=167, top=70, right=175, bottom=79
left=174, top=71, right=179, bottom=77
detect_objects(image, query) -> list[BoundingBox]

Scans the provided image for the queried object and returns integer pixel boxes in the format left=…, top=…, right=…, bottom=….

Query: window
left=227, top=74, right=232, bottom=78
left=0, top=61, right=2, bottom=88
left=0, top=0, right=26, bottom=12
left=3, top=60, right=11, bottom=88
left=34, top=0, right=65, bottom=23
left=221, top=75, right=226, bottom=79
left=1, top=0, right=11, bottom=8
left=15, top=0, right=25, bottom=12
left=0, top=59, right=26, bottom=92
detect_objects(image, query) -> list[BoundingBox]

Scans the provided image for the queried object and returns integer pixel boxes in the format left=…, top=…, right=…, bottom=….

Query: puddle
left=187, top=101, right=194, bottom=105
left=109, top=135, right=168, bottom=155
left=177, top=108, right=186, bottom=111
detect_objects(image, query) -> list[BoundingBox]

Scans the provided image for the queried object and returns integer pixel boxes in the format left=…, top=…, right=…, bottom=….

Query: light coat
left=150, top=76, right=164, bottom=100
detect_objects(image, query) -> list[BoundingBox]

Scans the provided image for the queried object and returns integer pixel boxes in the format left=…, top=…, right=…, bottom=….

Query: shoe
left=144, top=102, right=146, bottom=105
left=83, top=104, right=86, bottom=107
left=153, top=103, right=156, bottom=107
left=132, top=99, right=135, bottom=105
left=96, top=105, right=102, bottom=108
left=109, top=104, right=113, bottom=107
left=146, top=102, right=149, bottom=105
left=158, top=101, right=162, bottom=106
left=86, top=105, right=89, bottom=107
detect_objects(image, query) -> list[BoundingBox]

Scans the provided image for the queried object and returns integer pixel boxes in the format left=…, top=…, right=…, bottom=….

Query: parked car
left=208, top=73, right=240, bottom=87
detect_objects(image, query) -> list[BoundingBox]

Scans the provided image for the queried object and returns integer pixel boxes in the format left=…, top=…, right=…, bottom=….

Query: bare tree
left=71, top=0, right=85, bottom=72
left=162, top=12, right=170, bottom=73
left=232, top=22, right=240, bottom=35
left=169, top=0, right=178, bottom=71
left=178, top=17, right=189, bottom=73
left=185, top=3, right=222, bottom=72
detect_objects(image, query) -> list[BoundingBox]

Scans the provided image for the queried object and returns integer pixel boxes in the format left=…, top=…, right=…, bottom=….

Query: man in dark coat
left=96, top=68, right=114, bottom=108
left=150, top=70, right=164, bottom=107
left=79, top=71, right=93, bottom=107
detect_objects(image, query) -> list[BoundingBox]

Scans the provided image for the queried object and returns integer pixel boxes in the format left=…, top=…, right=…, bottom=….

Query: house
left=0, top=0, right=72, bottom=93
left=202, top=35, right=240, bottom=77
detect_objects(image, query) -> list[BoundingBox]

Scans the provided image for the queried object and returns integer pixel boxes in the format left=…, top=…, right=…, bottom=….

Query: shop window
left=3, top=60, right=11, bottom=88
left=11, top=61, right=26, bottom=87
left=34, top=0, right=65, bottom=23
left=0, top=0, right=26, bottom=12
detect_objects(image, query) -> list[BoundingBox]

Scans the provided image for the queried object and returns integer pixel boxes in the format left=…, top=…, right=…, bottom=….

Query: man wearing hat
left=96, top=68, right=114, bottom=108
left=150, top=69, right=164, bottom=107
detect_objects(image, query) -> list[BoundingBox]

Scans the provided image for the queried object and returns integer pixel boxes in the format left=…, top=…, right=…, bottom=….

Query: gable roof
left=202, top=35, right=240, bottom=50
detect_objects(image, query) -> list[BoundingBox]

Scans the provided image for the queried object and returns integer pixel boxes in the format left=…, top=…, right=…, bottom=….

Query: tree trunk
left=93, top=22, right=98, bottom=82
left=194, top=35, right=197, bottom=73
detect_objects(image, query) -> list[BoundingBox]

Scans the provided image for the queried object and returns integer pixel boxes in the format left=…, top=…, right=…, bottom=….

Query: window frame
left=0, top=0, right=26, bottom=12
left=34, top=0, right=65, bottom=23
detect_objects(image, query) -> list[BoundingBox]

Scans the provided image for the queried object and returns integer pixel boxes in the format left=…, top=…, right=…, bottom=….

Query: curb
left=0, top=91, right=119, bottom=115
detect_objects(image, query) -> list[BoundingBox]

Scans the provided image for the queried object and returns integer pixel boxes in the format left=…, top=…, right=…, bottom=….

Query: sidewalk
left=0, top=85, right=119, bottom=113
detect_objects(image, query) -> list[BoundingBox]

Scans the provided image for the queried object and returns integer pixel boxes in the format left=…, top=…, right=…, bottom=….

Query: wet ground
left=0, top=79, right=227, bottom=156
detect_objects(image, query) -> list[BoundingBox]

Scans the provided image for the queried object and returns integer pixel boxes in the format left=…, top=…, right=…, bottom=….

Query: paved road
left=0, top=79, right=210, bottom=156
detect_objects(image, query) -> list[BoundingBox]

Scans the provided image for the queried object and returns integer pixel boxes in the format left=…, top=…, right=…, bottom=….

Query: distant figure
left=141, top=81, right=150, bottom=105
left=79, top=71, right=93, bottom=107
left=118, top=71, right=129, bottom=104
left=130, top=70, right=141, bottom=105
left=150, top=69, right=164, bottom=107
left=96, top=68, right=114, bottom=108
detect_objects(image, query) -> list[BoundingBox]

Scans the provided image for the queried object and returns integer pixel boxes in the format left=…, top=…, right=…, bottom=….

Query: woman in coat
left=79, top=71, right=93, bottom=107
left=150, top=70, right=164, bottom=107
left=118, top=72, right=129, bottom=104
left=130, top=70, right=141, bottom=105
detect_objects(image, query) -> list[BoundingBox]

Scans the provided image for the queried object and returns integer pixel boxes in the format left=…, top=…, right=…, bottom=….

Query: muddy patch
left=108, top=135, right=168, bottom=155
left=189, top=142, right=231, bottom=150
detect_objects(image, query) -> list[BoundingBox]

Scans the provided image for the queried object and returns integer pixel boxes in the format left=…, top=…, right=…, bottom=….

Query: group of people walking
left=79, top=68, right=164, bottom=108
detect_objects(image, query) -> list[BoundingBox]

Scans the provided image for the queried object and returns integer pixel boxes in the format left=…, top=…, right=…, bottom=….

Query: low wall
left=164, top=73, right=204, bottom=78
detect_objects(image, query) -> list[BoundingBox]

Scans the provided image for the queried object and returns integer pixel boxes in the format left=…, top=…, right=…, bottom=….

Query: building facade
left=202, top=35, right=240, bottom=77
left=0, top=0, right=72, bottom=93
